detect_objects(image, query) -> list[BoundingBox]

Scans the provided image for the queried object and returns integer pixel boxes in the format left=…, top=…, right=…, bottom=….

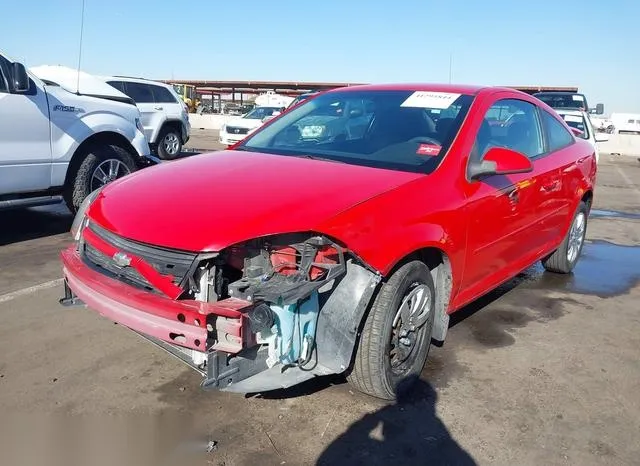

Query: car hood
left=87, top=150, right=422, bottom=252
left=30, top=65, right=129, bottom=100
left=225, top=118, right=263, bottom=129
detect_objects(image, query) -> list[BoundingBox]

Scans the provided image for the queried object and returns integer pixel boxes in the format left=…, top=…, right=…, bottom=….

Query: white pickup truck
left=0, top=52, right=152, bottom=213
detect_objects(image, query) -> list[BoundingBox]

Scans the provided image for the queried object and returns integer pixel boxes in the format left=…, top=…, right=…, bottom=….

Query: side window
left=0, top=56, right=10, bottom=93
left=541, top=110, right=574, bottom=151
left=152, top=85, right=178, bottom=103
left=473, top=98, right=544, bottom=161
left=123, top=82, right=154, bottom=103
left=107, top=80, right=127, bottom=93
left=560, top=114, right=588, bottom=140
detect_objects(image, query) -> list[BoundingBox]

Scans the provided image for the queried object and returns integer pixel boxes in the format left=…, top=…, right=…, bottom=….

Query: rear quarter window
left=541, top=110, right=574, bottom=152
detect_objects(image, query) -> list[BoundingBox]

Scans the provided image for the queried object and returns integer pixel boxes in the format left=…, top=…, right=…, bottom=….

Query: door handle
left=506, top=187, right=519, bottom=203
left=154, top=106, right=163, bottom=110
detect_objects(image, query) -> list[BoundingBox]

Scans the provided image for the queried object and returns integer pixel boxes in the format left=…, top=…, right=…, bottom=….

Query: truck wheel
left=157, top=127, right=182, bottom=160
left=347, top=260, right=435, bottom=400
left=64, top=144, right=136, bottom=214
left=542, top=201, right=589, bottom=274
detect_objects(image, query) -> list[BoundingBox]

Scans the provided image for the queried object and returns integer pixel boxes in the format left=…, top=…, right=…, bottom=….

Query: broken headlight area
left=161, top=233, right=365, bottom=391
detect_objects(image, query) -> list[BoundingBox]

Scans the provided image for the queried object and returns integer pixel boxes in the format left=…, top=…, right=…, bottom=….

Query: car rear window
left=239, top=90, right=474, bottom=174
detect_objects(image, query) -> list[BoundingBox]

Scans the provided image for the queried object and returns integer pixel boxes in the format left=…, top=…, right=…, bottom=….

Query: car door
left=457, top=97, right=557, bottom=305
left=537, top=108, right=583, bottom=243
left=114, top=81, right=159, bottom=143
left=0, top=55, right=52, bottom=195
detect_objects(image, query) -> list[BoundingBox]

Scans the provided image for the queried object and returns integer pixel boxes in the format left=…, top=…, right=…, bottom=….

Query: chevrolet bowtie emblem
left=113, top=251, right=132, bottom=267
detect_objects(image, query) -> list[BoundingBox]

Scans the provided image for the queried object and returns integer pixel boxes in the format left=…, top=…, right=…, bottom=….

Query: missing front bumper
left=60, top=245, right=381, bottom=394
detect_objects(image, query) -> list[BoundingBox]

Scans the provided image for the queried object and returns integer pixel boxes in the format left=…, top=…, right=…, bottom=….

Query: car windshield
left=238, top=90, right=474, bottom=174
left=244, top=107, right=282, bottom=119
left=536, top=93, right=588, bottom=111
left=288, top=94, right=314, bottom=108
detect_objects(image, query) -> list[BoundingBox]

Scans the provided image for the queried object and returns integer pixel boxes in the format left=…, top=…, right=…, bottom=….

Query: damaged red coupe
left=60, top=84, right=596, bottom=399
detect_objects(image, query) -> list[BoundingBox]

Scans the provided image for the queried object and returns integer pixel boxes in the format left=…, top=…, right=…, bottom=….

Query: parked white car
left=1, top=55, right=151, bottom=213
left=556, top=109, right=608, bottom=163
left=219, top=106, right=284, bottom=146
left=101, top=76, right=191, bottom=160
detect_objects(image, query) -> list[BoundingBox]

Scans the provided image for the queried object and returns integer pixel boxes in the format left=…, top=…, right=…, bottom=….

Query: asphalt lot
left=1, top=134, right=639, bottom=465
left=184, top=128, right=227, bottom=153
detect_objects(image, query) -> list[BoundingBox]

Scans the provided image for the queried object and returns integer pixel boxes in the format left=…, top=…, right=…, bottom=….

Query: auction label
left=401, top=91, right=461, bottom=109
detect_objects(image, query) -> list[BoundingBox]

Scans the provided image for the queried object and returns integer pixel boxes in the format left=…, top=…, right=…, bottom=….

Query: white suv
left=102, top=77, right=191, bottom=160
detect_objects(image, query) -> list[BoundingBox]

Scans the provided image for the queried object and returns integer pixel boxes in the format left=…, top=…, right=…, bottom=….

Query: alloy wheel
left=567, top=211, right=586, bottom=263
left=389, top=283, right=432, bottom=376
left=163, top=133, right=180, bottom=155
left=90, top=159, right=131, bottom=191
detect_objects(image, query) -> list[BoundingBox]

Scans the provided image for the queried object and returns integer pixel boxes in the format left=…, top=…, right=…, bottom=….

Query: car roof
left=326, top=83, right=489, bottom=95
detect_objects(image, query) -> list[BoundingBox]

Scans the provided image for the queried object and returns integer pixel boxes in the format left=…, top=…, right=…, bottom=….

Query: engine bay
left=179, top=234, right=352, bottom=385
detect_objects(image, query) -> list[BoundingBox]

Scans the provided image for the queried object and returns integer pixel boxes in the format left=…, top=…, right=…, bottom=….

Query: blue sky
left=3, top=0, right=639, bottom=113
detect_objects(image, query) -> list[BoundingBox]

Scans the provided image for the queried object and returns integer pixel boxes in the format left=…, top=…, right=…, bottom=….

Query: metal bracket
left=58, top=279, right=84, bottom=307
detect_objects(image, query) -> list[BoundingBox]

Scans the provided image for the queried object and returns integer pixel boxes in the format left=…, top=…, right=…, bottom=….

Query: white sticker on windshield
left=401, top=91, right=461, bottom=109
left=563, top=115, right=583, bottom=123
left=572, top=95, right=584, bottom=101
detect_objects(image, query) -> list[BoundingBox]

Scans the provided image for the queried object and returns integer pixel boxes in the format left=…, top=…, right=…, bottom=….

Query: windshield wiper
left=295, top=154, right=346, bottom=164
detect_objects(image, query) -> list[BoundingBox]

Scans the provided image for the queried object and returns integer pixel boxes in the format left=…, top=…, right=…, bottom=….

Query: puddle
left=448, top=240, right=639, bottom=349
left=538, top=240, right=640, bottom=297
left=590, top=209, right=640, bottom=220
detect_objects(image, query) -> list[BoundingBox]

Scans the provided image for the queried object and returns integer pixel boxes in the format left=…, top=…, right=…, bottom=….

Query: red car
left=60, top=84, right=596, bottom=400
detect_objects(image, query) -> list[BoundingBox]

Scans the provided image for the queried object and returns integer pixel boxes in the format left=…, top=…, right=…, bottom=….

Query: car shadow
left=244, top=374, right=347, bottom=400
left=0, top=204, right=73, bottom=246
left=316, top=376, right=477, bottom=465
left=448, top=267, right=538, bottom=329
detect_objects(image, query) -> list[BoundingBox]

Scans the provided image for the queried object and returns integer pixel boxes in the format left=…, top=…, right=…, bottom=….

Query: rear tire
left=347, top=260, right=435, bottom=400
left=542, top=201, right=589, bottom=274
left=156, top=127, right=182, bottom=160
left=64, top=144, right=136, bottom=214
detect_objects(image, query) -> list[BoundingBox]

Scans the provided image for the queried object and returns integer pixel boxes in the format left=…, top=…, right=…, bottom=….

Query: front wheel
left=64, top=144, right=136, bottom=214
left=542, top=201, right=589, bottom=274
left=347, top=260, right=435, bottom=400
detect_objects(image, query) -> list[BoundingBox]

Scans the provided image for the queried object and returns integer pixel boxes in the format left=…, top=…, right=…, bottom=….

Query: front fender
left=51, top=110, right=145, bottom=164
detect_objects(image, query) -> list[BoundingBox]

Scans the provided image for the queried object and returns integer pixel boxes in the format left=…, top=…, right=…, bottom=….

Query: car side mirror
left=594, top=103, right=604, bottom=115
left=11, top=62, right=30, bottom=93
left=468, top=147, right=533, bottom=180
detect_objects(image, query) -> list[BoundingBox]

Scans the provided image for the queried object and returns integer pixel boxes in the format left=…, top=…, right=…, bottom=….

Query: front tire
left=347, top=260, right=435, bottom=400
left=542, top=201, right=589, bottom=274
left=157, top=127, right=182, bottom=160
left=64, top=144, right=136, bottom=214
